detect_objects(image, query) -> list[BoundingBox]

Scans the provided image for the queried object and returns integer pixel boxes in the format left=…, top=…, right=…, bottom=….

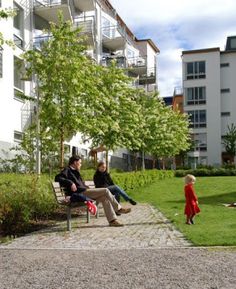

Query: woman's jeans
left=107, top=185, right=131, bottom=203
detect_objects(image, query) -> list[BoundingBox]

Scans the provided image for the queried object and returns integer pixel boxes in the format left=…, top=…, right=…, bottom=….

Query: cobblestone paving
left=0, top=204, right=190, bottom=249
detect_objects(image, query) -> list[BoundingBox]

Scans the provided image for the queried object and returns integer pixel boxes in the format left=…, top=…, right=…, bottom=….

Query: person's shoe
left=185, top=221, right=191, bottom=225
left=109, top=219, right=124, bottom=227
left=129, top=199, right=137, bottom=205
left=190, top=218, right=194, bottom=224
left=116, top=211, right=121, bottom=216
left=117, top=208, right=131, bottom=214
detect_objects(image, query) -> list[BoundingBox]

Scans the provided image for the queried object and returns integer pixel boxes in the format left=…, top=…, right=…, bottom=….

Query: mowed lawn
left=130, top=176, right=236, bottom=246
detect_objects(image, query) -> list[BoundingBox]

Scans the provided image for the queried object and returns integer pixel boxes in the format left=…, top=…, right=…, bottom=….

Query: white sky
left=110, top=0, right=236, bottom=96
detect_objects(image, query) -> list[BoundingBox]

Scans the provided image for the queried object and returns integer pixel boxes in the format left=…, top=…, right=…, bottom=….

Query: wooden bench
left=52, top=181, right=98, bottom=231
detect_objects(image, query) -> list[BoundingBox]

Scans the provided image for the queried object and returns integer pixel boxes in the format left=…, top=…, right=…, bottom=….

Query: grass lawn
left=129, top=176, right=236, bottom=246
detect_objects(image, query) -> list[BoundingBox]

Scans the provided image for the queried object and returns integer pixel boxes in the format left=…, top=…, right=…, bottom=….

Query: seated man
left=55, top=155, right=131, bottom=227
left=93, top=161, right=137, bottom=205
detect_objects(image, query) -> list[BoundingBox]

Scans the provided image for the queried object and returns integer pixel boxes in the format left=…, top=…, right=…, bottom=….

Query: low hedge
left=175, top=168, right=236, bottom=177
left=0, top=170, right=174, bottom=237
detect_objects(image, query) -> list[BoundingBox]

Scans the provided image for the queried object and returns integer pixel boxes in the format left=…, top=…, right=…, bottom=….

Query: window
left=186, top=87, right=206, bottom=105
left=221, top=112, right=230, bottom=117
left=14, top=56, right=24, bottom=92
left=102, top=17, right=114, bottom=39
left=188, top=110, right=206, bottom=128
left=14, top=130, right=23, bottom=142
left=13, top=2, right=24, bottom=48
left=221, top=88, right=230, bottom=93
left=220, top=63, right=229, bottom=67
left=0, top=47, right=2, bottom=78
left=186, top=61, right=205, bottom=80
left=192, top=133, right=207, bottom=151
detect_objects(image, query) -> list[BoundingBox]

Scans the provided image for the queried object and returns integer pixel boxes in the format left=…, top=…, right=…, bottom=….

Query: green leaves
left=222, top=123, right=236, bottom=158
left=20, top=12, right=191, bottom=170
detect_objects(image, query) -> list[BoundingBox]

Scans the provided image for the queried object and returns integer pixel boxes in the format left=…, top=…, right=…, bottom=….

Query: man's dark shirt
left=55, top=167, right=90, bottom=202
left=93, top=170, right=114, bottom=188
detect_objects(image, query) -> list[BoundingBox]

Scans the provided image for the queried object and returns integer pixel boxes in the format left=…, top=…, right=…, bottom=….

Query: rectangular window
left=13, top=2, right=24, bottom=48
left=0, top=47, right=2, bottom=78
left=221, top=88, right=230, bottom=93
left=220, top=63, right=229, bottom=67
left=221, top=112, right=230, bottom=116
left=186, top=61, right=205, bottom=80
left=192, top=133, right=207, bottom=151
left=14, top=56, right=24, bottom=92
left=14, top=130, right=23, bottom=142
left=186, top=87, right=206, bottom=105
left=188, top=110, right=207, bottom=128
left=102, top=16, right=114, bottom=38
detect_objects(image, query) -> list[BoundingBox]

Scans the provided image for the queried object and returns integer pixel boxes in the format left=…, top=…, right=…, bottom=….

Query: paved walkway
left=0, top=204, right=190, bottom=249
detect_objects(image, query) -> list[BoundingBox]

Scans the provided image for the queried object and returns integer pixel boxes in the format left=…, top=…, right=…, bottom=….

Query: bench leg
left=86, top=207, right=90, bottom=223
left=96, top=201, right=99, bottom=219
left=67, top=206, right=71, bottom=231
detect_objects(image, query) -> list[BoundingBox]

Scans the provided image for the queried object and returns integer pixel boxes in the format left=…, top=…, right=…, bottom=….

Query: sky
left=110, top=0, right=236, bottom=96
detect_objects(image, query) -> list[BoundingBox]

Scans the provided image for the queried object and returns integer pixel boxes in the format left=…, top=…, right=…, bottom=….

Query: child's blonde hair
left=184, top=174, right=196, bottom=184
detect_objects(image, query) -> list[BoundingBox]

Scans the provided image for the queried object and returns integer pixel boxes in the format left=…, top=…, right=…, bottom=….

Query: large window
left=14, top=56, right=24, bottom=92
left=13, top=2, right=24, bottom=48
left=102, top=16, right=114, bottom=39
left=186, top=61, right=205, bottom=80
left=188, top=110, right=206, bottom=128
left=0, top=47, right=2, bottom=78
left=186, top=87, right=206, bottom=105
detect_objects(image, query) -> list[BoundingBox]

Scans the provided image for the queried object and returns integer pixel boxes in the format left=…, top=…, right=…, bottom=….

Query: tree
left=222, top=123, right=236, bottom=164
left=22, top=13, right=96, bottom=169
left=80, top=62, right=142, bottom=167
left=136, top=91, right=191, bottom=168
left=0, top=8, right=15, bottom=47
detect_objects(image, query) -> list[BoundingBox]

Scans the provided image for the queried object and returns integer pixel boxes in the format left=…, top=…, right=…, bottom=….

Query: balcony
left=73, top=0, right=95, bottom=12
left=102, top=54, right=127, bottom=69
left=127, top=56, right=147, bottom=76
left=102, top=25, right=126, bottom=50
left=21, top=101, right=35, bottom=131
left=74, top=16, right=95, bottom=45
left=139, top=67, right=156, bottom=85
left=33, top=35, right=51, bottom=50
left=34, top=0, right=72, bottom=24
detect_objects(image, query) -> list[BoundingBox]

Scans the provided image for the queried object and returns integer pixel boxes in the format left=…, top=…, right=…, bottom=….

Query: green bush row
left=175, top=168, right=236, bottom=177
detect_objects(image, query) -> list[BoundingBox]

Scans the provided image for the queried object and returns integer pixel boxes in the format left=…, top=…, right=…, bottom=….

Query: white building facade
left=0, top=0, right=159, bottom=169
left=182, top=36, right=236, bottom=166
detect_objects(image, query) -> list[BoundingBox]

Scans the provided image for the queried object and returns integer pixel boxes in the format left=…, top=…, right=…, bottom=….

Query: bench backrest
left=84, top=180, right=95, bottom=189
left=51, top=181, right=67, bottom=204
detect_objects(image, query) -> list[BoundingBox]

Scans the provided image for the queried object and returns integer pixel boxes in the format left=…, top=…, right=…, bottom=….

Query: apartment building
left=0, top=0, right=159, bottom=169
left=182, top=36, right=236, bottom=166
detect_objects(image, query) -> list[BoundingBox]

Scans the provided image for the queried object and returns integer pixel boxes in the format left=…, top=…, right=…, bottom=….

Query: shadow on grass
left=167, top=191, right=236, bottom=206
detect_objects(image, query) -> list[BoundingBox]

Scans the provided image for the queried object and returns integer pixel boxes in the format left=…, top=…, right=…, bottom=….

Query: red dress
left=184, top=184, right=200, bottom=217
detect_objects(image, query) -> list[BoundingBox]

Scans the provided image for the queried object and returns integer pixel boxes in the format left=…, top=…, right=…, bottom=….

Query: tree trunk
left=60, top=130, right=64, bottom=170
left=152, top=158, right=156, bottom=169
left=134, top=152, right=138, bottom=171
left=105, top=149, right=109, bottom=172
left=142, top=150, right=145, bottom=170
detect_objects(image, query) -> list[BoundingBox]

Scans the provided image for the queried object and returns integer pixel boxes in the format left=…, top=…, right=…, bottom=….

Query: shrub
left=0, top=174, right=56, bottom=236
left=175, top=168, right=236, bottom=177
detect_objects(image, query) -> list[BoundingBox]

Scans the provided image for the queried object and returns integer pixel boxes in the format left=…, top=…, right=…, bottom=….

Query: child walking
left=184, top=174, right=200, bottom=225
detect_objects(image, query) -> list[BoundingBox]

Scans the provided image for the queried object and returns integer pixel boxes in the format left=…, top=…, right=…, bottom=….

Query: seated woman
left=93, top=161, right=137, bottom=206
